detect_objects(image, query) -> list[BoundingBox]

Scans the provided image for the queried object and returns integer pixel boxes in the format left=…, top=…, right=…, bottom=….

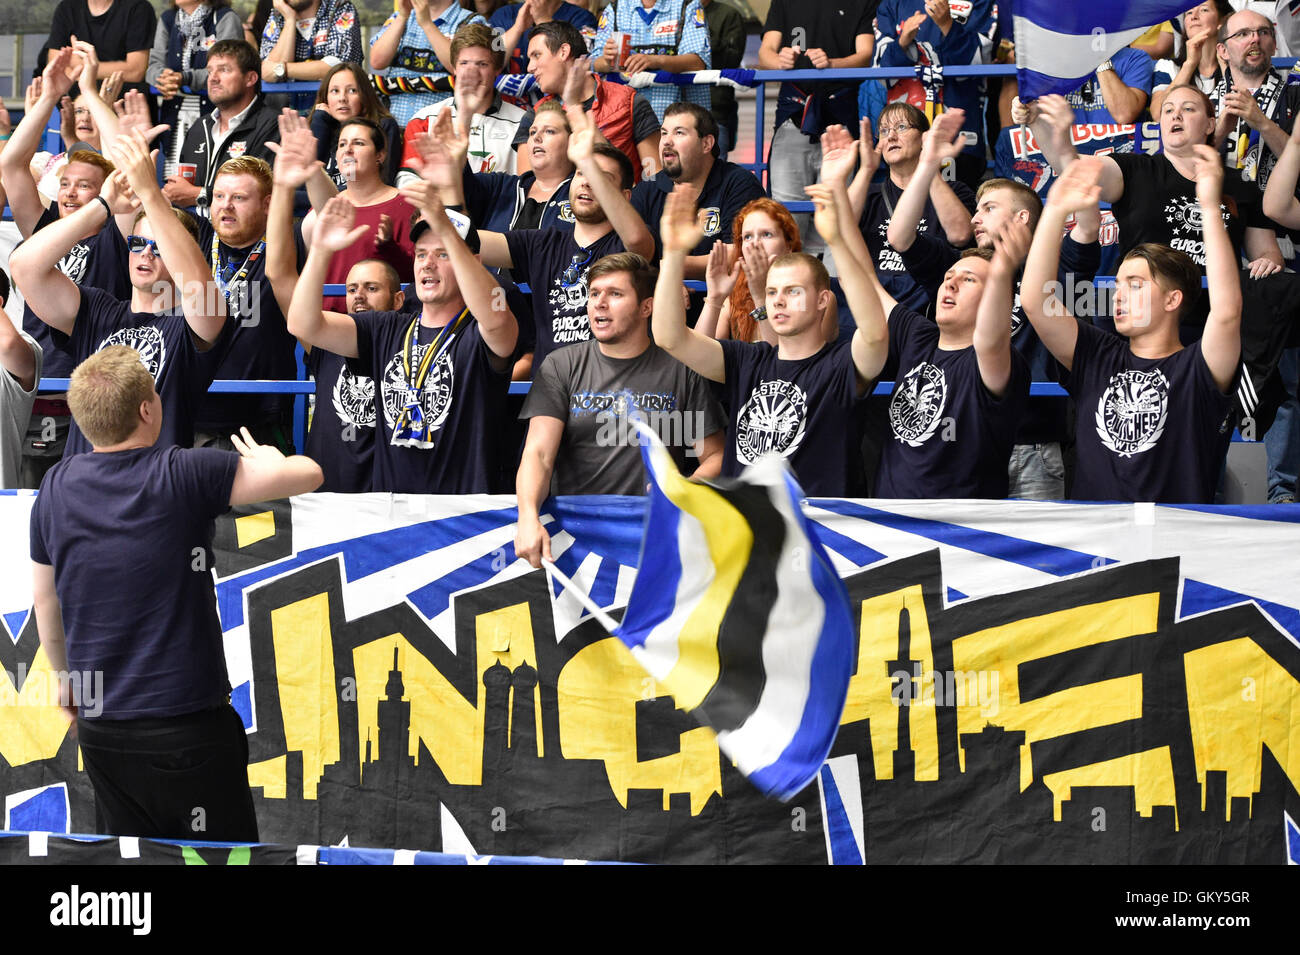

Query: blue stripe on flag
left=615, top=476, right=683, bottom=649
left=1019, top=67, right=1097, bottom=101
left=1179, top=579, right=1300, bottom=647
left=748, top=473, right=856, bottom=800
left=1016, top=1, right=1188, bottom=34
left=550, top=537, right=593, bottom=599
left=809, top=519, right=887, bottom=567
left=810, top=500, right=1101, bottom=576
left=819, top=765, right=863, bottom=865
left=407, top=549, right=511, bottom=619
left=215, top=508, right=519, bottom=630
left=588, top=556, right=620, bottom=611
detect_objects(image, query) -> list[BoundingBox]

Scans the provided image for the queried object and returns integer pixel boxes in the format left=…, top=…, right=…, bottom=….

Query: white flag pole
left=540, top=557, right=622, bottom=634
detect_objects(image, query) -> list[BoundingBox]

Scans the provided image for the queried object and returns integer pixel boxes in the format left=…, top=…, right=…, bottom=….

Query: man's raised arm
left=1020, top=157, right=1106, bottom=371
left=974, top=220, right=1031, bottom=396
left=286, top=197, right=367, bottom=358
left=111, top=129, right=227, bottom=348
left=1192, top=145, right=1243, bottom=393
left=652, top=185, right=725, bottom=382
left=563, top=96, right=654, bottom=259
left=1, top=54, right=77, bottom=238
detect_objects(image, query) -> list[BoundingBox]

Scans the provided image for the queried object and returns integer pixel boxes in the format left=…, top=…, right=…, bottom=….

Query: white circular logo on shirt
left=889, top=362, right=948, bottom=447
left=331, top=364, right=376, bottom=429
left=97, top=326, right=167, bottom=381
left=379, top=340, right=455, bottom=435
left=734, top=379, right=808, bottom=465
left=1095, top=368, right=1169, bottom=457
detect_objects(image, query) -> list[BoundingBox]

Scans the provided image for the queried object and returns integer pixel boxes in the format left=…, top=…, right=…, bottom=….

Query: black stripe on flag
left=695, top=480, right=787, bottom=733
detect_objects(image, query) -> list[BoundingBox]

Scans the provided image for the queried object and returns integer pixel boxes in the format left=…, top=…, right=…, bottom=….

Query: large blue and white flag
left=612, top=429, right=855, bottom=802
left=1013, top=0, right=1191, bottom=100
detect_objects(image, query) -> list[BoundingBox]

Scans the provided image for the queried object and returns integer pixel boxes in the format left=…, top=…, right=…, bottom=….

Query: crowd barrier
left=0, top=492, right=1295, bottom=863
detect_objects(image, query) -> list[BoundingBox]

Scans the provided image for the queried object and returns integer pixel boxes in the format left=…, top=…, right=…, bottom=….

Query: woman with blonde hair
left=699, top=197, right=839, bottom=344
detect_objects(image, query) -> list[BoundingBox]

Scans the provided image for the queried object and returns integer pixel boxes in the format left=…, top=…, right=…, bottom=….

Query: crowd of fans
left=3, top=0, right=1300, bottom=516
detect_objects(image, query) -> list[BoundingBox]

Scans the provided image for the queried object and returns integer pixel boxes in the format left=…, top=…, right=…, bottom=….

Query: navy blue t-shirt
left=194, top=219, right=300, bottom=431
left=55, top=288, right=233, bottom=458
left=23, top=206, right=131, bottom=380
left=351, top=309, right=510, bottom=493
left=504, top=228, right=624, bottom=370
left=875, top=304, right=1029, bottom=499
left=859, top=176, right=977, bottom=313
left=30, top=444, right=237, bottom=720
left=305, top=345, right=375, bottom=493
left=630, top=160, right=766, bottom=260
left=719, top=337, right=866, bottom=496
left=1067, top=321, right=1235, bottom=503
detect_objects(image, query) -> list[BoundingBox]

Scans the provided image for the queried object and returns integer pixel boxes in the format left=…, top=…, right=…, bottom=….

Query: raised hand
left=108, top=129, right=162, bottom=197
left=919, top=107, right=967, bottom=169
left=899, top=11, right=926, bottom=49
left=924, top=0, right=952, bottom=31
left=705, top=240, right=741, bottom=301
left=24, top=76, right=42, bottom=112
left=69, top=37, right=99, bottom=95
left=805, top=182, right=841, bottom=248
left=1186, top=25, right=1215, bottom=60
left=99, top=70, right=123, bottom=106
left=562, top=55, right=589, bottom=105
left=313, top=196, right=368, bottom=251
left=858, top=117, right=882, bottom=181
left=661, top=183, right=707, bottom=255
left=232, top=426, right=287, bottom=461
left=1045, top=155, right=1104, bottom=214
left=42, top=48, right=77, bottom=102
left=268, top=108, right=323, bottom=187
left=989, top=217, right=1032, bottom=276
left=115, top=90, right=167, bottom=144
left=818, top=123, right=858, bottom=186
left=565, top=100, right=596, bottom=166
left=100, top=169, right=141, bottom=216
left=1034, top=94, right=1075, bottom=146
left=1010, top=95, right=1036, bottom=126
left=1190, top=143, right=1224, bottom=201
left=411, top=0, right=431, bottom=24
left=59, top=96, right=77, bottom=146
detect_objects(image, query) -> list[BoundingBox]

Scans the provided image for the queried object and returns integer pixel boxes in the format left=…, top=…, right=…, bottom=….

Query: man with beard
left=1212, top=8, right=1300, bottom=192
left=260, top=0, right=361, bottom=84
left=630, top=102, right=764, bottom=278
left=421, top=100, right=654, bottom=371
left=11, top=129, right=232, bottom=458
left=287, top=190, right=518, bottom=493
left=191, top=156, right=300, bottom=452
left=166, top=39, right=281, bottom=215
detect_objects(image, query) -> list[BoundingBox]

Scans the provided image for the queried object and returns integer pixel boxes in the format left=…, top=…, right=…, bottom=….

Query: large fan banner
left=0, top=493, right=1297, bottom=865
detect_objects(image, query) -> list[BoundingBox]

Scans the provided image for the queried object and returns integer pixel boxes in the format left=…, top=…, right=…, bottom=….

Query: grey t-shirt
left=1, top=328, right=42, bottom=489
left=522, top=339, right=726, bottom=495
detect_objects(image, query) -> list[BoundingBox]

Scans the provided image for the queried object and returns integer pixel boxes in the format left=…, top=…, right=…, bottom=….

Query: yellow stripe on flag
left=648, top=441, right=754, bottom=710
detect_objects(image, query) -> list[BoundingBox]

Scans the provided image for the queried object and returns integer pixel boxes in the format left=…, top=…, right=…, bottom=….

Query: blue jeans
left=1264, top=348, right=1299, bottom=501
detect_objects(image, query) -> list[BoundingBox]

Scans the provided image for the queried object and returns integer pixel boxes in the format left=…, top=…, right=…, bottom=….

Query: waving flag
left=611, top=427, right=855, bottom=802
left=1014, top=0, right=1191, bottom=100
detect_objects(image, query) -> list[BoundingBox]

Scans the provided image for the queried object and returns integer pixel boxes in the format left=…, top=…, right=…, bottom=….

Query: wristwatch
left=273, top=61, right=287, bottom=80
left=749, top=305, right=768, bottom=323
left=1096, top=59, right=1113, bottom=74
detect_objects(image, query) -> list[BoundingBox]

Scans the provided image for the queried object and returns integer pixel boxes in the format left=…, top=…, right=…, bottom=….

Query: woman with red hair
left=699, top=197, right=839, bottom=344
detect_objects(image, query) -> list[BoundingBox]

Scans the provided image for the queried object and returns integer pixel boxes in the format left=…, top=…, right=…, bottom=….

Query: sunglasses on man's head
left=126, top=235, right=161, bottom=256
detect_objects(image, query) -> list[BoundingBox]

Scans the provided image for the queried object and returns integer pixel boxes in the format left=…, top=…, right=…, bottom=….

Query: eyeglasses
left=878, top=122, right=918, bottom=138
left=127, top=235, right=161, bottom=256
left=1226, top=26, right=1275, bottom=42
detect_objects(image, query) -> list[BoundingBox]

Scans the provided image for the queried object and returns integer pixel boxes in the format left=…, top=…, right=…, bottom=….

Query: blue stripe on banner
left=1016, top=0, right=1190, bottom=35
left=549, top=496, right=648, bottom=568
left=1018, top=66, right=1098, bottom=101
left=230, top=681, right=252, bottom=728
left=551, top=536, right=594, bottom=600
left=947, top=587, right=967, bottom=603
left=615, top=480, right=683, bottom=649
left=1179, top=579, right=1300, bottom=647
left=819, top=765, right=863, bottom=865
left=749, top=473, right=856, bottom=800
left=809, top=520, right=887, bottom=568
left=1165, top=503, right=1300, bottom=524
left=407, top=549, right=512, bottom=619
left=3, top=610, right=28, bottom=643
left=1287, top=815, right=1300, bottom=865
left=588, top=556, right=620, bottom=611
left=339, top=508, right=520, bottom=580
left=810, top=499, right=1101, bottom=576
left=215, top=508, right=520, bottom=630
